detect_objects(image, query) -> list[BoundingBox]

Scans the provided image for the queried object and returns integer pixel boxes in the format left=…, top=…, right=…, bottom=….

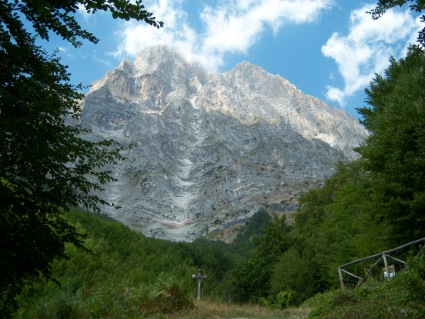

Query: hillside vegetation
left=12, top=208, right=295, bottom=318
left=12, top=207, right=425, bottom=319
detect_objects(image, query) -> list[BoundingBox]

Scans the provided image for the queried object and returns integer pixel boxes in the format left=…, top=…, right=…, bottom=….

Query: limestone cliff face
left=80, top=46, right=368, bottom=241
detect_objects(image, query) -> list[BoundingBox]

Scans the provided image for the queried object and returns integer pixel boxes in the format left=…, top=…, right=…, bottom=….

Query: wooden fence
left=337, top=237, right=425, bottom=289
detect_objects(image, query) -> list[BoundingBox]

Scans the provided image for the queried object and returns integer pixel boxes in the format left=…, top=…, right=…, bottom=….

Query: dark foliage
left=0, top=1, right=160, bottom=317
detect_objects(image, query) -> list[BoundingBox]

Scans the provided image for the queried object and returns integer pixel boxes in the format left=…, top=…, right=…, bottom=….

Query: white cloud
left=92, top=50, right=115, bottom=68
left=112, top=0, right=334, bottom=72
left=322, top=4, right=420, bottom=106
left=77, top=4, right=92, bottom=20
left=57, top=46, right=75, bottom=59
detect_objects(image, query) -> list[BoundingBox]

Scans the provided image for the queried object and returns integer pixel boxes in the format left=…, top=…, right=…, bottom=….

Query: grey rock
left=80, top=46, right=368, bottom=242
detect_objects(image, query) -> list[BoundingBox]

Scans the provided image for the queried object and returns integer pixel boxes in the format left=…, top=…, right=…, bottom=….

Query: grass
left=153, top=299, right=310, bottom=319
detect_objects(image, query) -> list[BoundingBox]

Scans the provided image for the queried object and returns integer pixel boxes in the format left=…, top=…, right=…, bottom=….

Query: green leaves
left=0, top=1, right=161, bottom=316
left=284, top=47, right=425, bottom=305
left=357, top=47, right=425, bottom=244
left=13, top=209, right=214, bottom=317
left=231, top=213, right=293, bottom=303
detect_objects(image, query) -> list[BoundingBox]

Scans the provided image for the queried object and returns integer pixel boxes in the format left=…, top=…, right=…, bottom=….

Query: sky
left=47, top=0, right=422, bottom=119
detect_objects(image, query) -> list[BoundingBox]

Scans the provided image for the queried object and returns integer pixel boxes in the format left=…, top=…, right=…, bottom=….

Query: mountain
left=80, top=46, right=368, bottom=242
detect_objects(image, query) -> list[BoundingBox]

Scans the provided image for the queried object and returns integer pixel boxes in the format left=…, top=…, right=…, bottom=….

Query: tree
left=368, top=0, right=425, bottom=47
left=0, top=1, right=161, bottom=317
left=270, top=247, right=315, bottom=305
left=231, top=214, right=292, bottom=303
left=269, top=2, right=425, bottom=303
left=292, top=163, right=375, bottom=292
left=356, top=47, right=425, bottom=245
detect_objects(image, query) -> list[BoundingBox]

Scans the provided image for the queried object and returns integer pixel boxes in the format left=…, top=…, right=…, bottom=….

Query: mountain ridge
left=80, top=46, right=368, bottom=241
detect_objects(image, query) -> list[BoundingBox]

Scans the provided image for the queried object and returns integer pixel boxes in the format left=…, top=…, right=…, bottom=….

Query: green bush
left=276, top=290, right=295, bottom=309
left=304, top=254, right=425, bottom=319
left=261, top=290, right=296, bottom=309
left=142, top=273, right=193, bottom=315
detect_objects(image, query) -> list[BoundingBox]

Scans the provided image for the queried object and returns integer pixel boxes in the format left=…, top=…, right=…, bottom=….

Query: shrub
left=141, top=273, right=193, bottom=315
left=304, top=255, right=425, bottom=319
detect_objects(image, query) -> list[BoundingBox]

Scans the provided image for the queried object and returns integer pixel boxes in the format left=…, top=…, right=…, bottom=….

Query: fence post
left=383, top=254, right=390, bottom=281
left=338, top=267, right=345, bottom=289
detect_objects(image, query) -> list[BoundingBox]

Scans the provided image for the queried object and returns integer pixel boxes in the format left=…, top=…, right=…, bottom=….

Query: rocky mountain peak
left=226, top=61, right=269, bottom=78
left=81, top=46, right=369, bottom=241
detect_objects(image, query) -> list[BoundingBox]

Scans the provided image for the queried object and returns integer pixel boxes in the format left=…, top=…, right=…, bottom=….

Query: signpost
left=192, top=269, right=207, bottom=300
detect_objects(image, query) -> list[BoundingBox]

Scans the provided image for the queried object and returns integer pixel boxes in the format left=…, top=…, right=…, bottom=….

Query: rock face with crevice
left=80, top=46, right=368, bottom=241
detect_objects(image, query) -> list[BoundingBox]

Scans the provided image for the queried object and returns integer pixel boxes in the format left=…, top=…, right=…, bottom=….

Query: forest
left=10, top=201, right=425, bottom=318
left=2, top=0, right=425, bottom=318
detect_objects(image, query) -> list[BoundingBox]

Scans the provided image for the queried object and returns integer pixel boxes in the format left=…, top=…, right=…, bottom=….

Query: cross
left=192, top=269, right=207, bottom=300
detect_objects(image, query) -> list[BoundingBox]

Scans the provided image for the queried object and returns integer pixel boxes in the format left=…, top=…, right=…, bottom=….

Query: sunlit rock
left=80, top=46, right=368, bottom=242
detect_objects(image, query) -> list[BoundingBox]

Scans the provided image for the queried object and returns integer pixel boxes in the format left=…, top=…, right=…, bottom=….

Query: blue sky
left=47, top=0, right=422, bottom=119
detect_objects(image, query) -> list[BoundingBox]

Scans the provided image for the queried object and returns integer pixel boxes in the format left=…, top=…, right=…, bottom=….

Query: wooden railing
left=337, top=237, right=425, bottom=289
